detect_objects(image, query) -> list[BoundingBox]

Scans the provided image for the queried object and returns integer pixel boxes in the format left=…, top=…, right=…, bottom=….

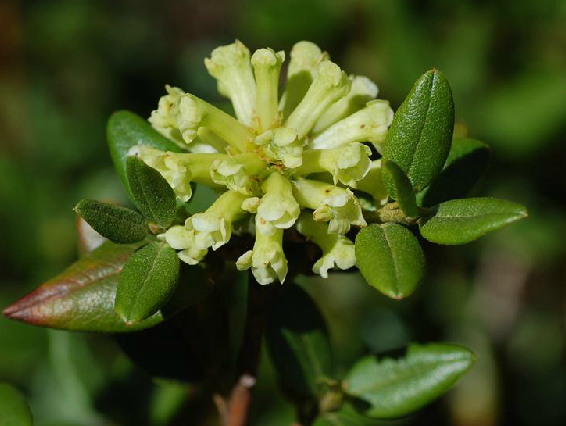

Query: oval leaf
left=418, top=138, right=490, bottom=207
left=2, top=242, right=162, bottom=332
left=383, top=69, right=454, bottom=192
left=107, top=110, right=183, bottom=198
left=355, top=224, right=425, bottom=299
left=0, top=383, right=33, bottom=426
left=382, top=160, right=418, bottom=217
left=3, top=241, right=208, bottom=332
left=74, top=199, right=147, bottom=244
left=126, top=156, right=177, bottom=228
left=344, top=343, right=476, bottom=418
left=115, top=241, right=180, bottom=324
left=419, top=197, right=528, bottom=245
left=266, top=284, right=333, bottom=399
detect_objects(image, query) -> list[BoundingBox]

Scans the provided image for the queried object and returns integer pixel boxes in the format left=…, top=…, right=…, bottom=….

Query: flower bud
left=311, top=100, right=393, bottom=151
left=205, top=40, right=256, bottom=126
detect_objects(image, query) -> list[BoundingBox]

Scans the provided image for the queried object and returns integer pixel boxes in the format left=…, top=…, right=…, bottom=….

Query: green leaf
left=267, top=284, right=333, bottom=399
left=419, top=197, right=528, bottom=245
left=383, top=69, right=454, bottom=192
left=344, top=343, right=475, bottom=418
left=126, top=156, right=177, bottom=228
left=3, top=241, right=207, bottom=332
left=313, top=404, right=379, bottom=426
left=355, top=224, right=425, bottom=299
left=382, top=160, right=418, bottom=217
left=115, top=241, right=180, bottom=324
left=107, top=110, right=183, bottom=198
left=418, top=138, right=490, bottom=207
left=74, top=199, right=147, bottom=244
left=0, top=383, right=33, bottom=426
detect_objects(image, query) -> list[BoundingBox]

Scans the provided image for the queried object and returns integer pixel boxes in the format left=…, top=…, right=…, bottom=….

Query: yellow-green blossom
left=297, top=143, right=372, bottom=187
left=210, top=153, right=267, bottom=195
left=186, top=190, right=248, bottom=251
left=159, top=225, right=207, bottom=265
left=296, top=213, right=356, bottom=278
left=256, top=172, right=300, bottom=236
left=312, top=75, right=378, bottom=134
left=255, top=127, right=302, bottom=168
left=311, top=100, right=393, bottom=151
left=143, top=40, right=393, bottom=282
left=236, top=218, right=288, bottom=285
left=205, top=40, right=256, bottom=126
left=292, top=178, right=367, bottom=234
left=129, top=145, right=224, bottom=201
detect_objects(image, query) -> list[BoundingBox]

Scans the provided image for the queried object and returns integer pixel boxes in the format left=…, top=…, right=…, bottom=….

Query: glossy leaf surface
left=383, top=69, right=454, bottom=192
left=115, top=242, right=180, bottom=324
left=107, top=110, right=182, bottom=197
left=419, top=197, right=528, bottom=245
left=3, top=242, right=207, bottom=332
left=418, top=138, right=490, bottom=207
left=345, top=344, right=475, bottom=418
left=267, top=284, right=333, bottom=399
left=355, top=224, right=425, bottom=299
left=74, top=199, right=147, bottom=244
left=126, top=156, right=177, bottom=228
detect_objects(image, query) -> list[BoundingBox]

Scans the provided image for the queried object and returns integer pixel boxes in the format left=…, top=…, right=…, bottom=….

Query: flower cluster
left=130, top=40, right=393, bottom=285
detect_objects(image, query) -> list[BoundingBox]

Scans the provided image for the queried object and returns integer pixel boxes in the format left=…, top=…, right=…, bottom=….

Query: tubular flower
left=135, top=40, right=393, bottom=284
left=236, top=217, right=288, bottom=285
left=296, top=213, right=356, bottom=278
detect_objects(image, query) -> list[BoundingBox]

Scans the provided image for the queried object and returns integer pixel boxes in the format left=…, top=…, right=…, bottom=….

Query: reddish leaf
left=3, top=242, right=163, bottom=332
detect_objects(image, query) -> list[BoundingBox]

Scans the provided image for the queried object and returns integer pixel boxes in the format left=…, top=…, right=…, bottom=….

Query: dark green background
left=1, top=0, right=565, bottom=424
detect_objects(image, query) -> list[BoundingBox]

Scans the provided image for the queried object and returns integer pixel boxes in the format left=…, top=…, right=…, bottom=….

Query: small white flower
left=256, top=172, right=300, bottom=236
left=296, top=213, right=356, bottom=278
left=293, top=178, right=366, bottom=234
left=186, top=190, right=248, bottom=250
left=236, top=220, right=288, bottom=285
left=311, top=99, right=393, bottom=151
left=285, top=60, right=351, bottom=139
left=255, top=128, right=302, bottom=168
left=159, top=225, right=207, bottom=265
left=312, top=75, right=378, bottom=134
left=298, top=143, right=372, bottom=188
left=129, top=145, right=225, bottom=202
left=205, top=40, right=256, bottom=126
left=210, top=153, right=267, bottom=196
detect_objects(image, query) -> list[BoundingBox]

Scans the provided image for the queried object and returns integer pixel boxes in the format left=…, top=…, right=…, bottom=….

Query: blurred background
left=1, top=0, right=566, bottom=425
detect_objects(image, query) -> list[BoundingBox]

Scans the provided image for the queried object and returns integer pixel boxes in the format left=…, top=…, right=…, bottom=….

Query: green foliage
left=115, top=242, right=180, bottom=324
left=382, top=160, right=418, bottom=217
left=267, top=284, right=333, bottom=399
left=74, top=199, right=147, bottom=244
left=383, top=69, right=454, bottom=192
left=344, top=344, right=476, bottom=418
left=2, top=241, right=207, bottom=332
left=126, top=156, right=177, bottom=229
left=0, top=383, right=33, bottom=426
left=418, top=138, right=490, bottom=207
left=355, top=224, right=425, bottom=299
left=2, top=241, right=164, bottom=332
left=107, top=111, right=182, bottom=198
left=419, top=197, right=528, bottom=245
